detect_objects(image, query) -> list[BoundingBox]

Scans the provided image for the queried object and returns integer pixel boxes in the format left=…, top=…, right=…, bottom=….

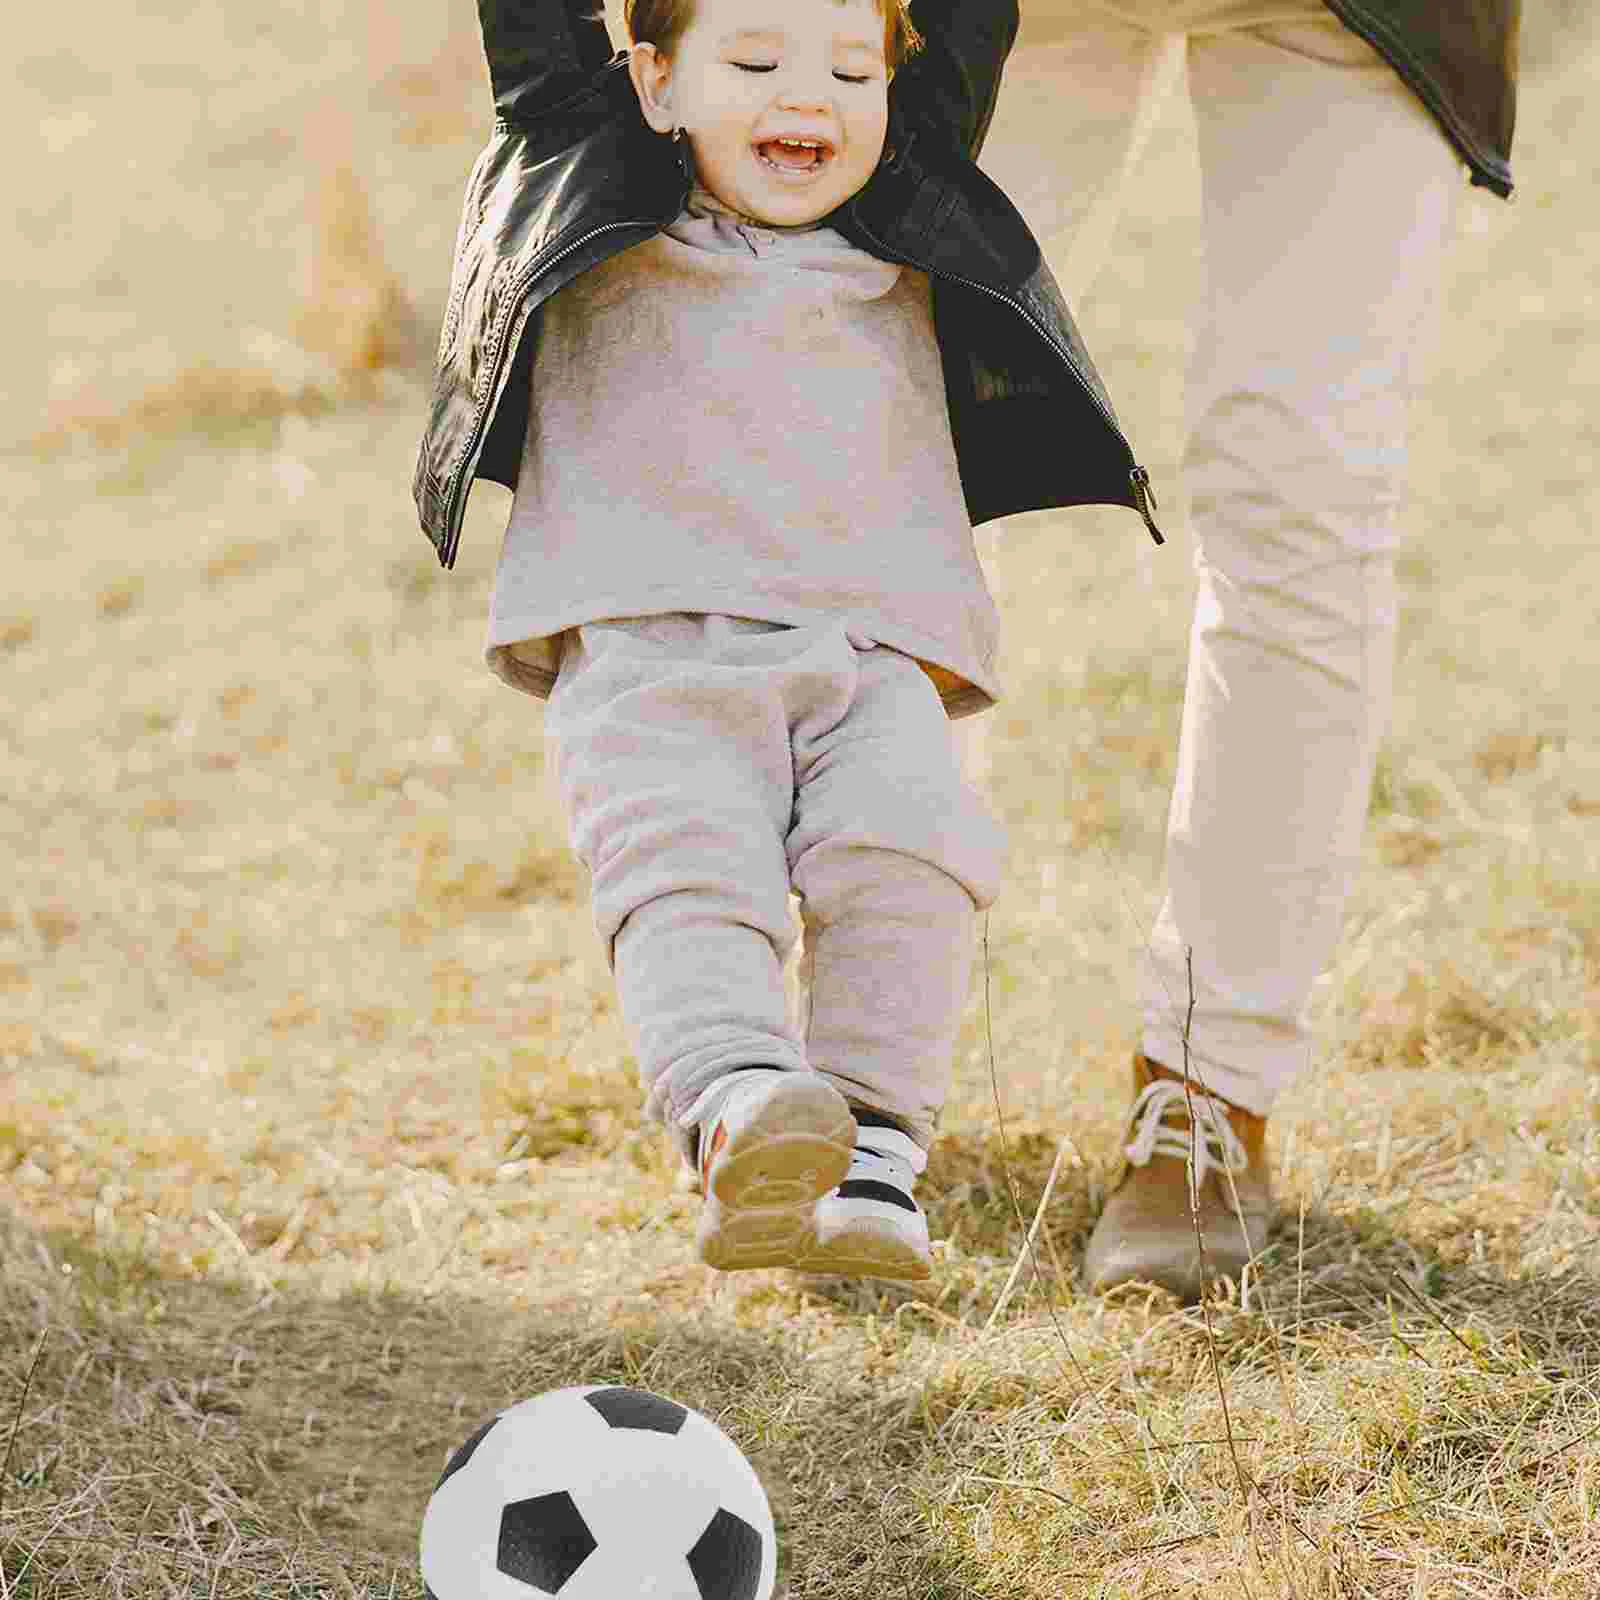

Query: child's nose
left=773, top=72, right=836, bottom=117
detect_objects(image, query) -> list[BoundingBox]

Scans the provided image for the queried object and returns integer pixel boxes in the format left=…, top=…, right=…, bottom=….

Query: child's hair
left=624, top=0, right=924, bottom=72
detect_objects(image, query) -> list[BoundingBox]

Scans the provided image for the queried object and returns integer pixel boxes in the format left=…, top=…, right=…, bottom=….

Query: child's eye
left=834, top=72, right=872, bottom=84
left=730, top=61, right=777, bottom=73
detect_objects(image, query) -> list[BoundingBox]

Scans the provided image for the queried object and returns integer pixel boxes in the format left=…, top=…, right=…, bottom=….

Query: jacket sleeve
left=478, top=0, right=619, bottom=123
left=893, top=0, right=1021, bottom=160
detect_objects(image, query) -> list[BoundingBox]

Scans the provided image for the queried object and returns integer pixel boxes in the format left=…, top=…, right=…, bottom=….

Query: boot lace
left=1122, top=1079, right=1248, bottom=1207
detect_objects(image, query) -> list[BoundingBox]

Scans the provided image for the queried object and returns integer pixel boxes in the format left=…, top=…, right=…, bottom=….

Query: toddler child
left=413, top=0, right=1163, bottom=1280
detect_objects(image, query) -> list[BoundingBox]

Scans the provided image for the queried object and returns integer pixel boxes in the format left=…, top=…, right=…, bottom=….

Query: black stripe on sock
left=836, top=1179, right=919, bottom=1213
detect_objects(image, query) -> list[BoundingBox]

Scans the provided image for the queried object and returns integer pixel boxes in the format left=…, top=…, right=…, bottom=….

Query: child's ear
left=628, top=41, right=677, bottom=135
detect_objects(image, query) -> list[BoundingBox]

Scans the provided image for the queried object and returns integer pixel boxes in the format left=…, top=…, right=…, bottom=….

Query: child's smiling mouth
left=754, top=137, right=833, bottom=178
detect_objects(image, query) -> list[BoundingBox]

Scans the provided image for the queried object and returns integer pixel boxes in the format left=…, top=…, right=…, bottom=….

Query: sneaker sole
left=697, top=1075, right=855, bottom=1272
left=800, top=1226, right=932, bottom=1282
left=804, top=1202, right=933, bottom=1282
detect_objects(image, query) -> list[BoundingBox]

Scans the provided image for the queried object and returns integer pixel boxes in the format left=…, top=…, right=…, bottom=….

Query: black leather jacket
left=413, top=0, right=1520, bottom=569
left=1324, top=0, right=1519, bottom=198
left=413, top=0, right=1164, bottom=568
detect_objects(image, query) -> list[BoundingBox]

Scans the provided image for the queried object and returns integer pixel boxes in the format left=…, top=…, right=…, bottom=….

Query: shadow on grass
left=0, top=1208, right=992, bottom=1599
left=814, top=1121, right=1600, bottom=1383
left=1244, top=1201, right=1600, bottom=1375
left=6, top=1126, right=1596, bottom=1599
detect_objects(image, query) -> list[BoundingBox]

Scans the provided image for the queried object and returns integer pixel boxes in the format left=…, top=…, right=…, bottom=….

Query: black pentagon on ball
left=433, top=1414, right=501, bottom=1492
left=583, top=1386, right=688, bottom=1435
left=498, top=1490, right=598, bottom=1592
left=686, top=1505, right=764, bottom=1600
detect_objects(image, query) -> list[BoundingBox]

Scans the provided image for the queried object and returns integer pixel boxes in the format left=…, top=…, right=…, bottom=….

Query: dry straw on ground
left=4, top=4, right=1599, bottom=1598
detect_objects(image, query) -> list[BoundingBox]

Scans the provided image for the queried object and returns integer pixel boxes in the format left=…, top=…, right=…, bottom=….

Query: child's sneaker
left=806, top=1113, right=932, bottom=1281
left=689, top=1068, right=855, bottom=1272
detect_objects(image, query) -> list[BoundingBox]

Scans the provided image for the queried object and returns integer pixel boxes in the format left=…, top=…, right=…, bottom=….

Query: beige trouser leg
left=962, top=10, right=1187, bottom=795
left=974, top=6, right=1463, bottom=1113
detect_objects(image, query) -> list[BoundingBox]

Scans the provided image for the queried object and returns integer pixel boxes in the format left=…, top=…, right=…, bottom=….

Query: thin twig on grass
left=965, top=1473, right=1078, bottom=1507
left=1295, top=1199, right=1307, bottom=1346
left=1099, top=1436, right=1259, bottom=1457
left=1178, top=955, right=1324, bottom=1582
left=1177, top=947, right=1253, bottom=1504
left=1515, top=1415, right=1600, bottom=1474
left=1387, top=1272, right=1497, bottom=1371
left=984, top=1133, right=1069, bottom=1333
left=0, top=1330, right=48, bottom=1530
left=1110, top=1529, right=1214, bottom=1558
left=1307, top=1279, right=1433, bottom=1365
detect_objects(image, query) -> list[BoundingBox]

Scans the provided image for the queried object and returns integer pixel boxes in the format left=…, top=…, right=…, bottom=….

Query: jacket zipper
left=440, top=216, right=666, bottom=567
left=1129, top=465, right=1160, bottom=542
left=949, top=265, right=1165, bottom=545
left=847, top=219, right=1164, bottom=546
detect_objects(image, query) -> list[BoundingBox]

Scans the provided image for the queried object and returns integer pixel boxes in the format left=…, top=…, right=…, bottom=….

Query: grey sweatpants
left=544, top=614, right=1007, bottom=1154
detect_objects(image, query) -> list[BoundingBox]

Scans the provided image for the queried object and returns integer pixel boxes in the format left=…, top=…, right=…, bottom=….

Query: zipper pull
left=1130, top=465, right=1164, bottom=546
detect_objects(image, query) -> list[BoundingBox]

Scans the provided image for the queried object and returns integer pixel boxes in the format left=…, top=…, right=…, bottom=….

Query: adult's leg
left=979, top=6, right=1184, bottom=307
left=1137, top=17, right=1463, bottom=1114
left=961, top=12, right=1184, bottom=793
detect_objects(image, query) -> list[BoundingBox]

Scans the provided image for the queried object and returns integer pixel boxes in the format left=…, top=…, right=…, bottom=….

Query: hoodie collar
left=685, top=185, right=824, bottom=235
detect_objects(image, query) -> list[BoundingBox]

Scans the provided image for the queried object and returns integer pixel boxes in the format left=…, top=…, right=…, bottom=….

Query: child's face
left=629, top=0, right=891, bottom=227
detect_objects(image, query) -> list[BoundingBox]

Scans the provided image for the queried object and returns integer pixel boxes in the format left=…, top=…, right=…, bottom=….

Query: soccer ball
left=419, top=1385, right=778, bottom=1600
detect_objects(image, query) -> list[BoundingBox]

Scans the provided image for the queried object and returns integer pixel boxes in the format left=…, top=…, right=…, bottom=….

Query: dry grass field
left=4, top=3, right=1598, bottom=1596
